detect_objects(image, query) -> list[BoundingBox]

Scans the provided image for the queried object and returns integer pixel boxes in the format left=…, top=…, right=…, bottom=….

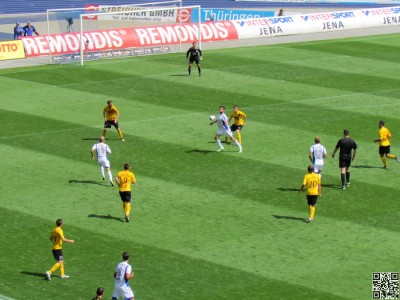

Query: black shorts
left=339, top=156, right=352, bottom=168
left=52, top=249, right=63, bottom=261
left=379, top=146, right=390, bottom=155
left=230, top=124, right=243, bottom=132
left=307, top=195, right=318, bottom=206
left=189, top=57, right=200, bottom=64
left=119, top=191, right=131, bottom=202
left=104, top=120, right=119, bottom=129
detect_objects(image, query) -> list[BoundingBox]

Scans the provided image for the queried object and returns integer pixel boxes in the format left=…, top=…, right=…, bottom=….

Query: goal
left=78, top=5, right=201, bottom=65
left=46, top=0, right=183, bottom=63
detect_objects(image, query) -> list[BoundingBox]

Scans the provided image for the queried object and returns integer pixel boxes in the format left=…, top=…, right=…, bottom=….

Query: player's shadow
left=69, top=179, right=105, bottom=186
left=170, top=74, right=190, bottom=77
left=272, top=215, right=308, bottom=223
left=353, top=165, right=383, bottom=169
left=277, top=188, right=298, bottom=192
left=88, top=214, right=125, bottom=222
left=20, top=271, right=48, bottom=280
left=185, top=149, right=216, bottom=154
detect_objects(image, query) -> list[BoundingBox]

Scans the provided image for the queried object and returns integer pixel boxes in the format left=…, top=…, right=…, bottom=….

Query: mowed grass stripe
left=0, top=208, right=351, bottom=300
left=1, top=118, right=399, bottom=234
left=3, top=101, right=400, bottom=188
left=285, top=37, right=400, bottom=64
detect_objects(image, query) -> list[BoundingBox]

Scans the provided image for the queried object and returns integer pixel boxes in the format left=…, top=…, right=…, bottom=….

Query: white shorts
left=97, top=158, right=110, bottom=169
left=314, top=164, right=323, bottom=173
left=216, top=129, right=233, bottom=139
left=112, top=284, right=134, bottom=299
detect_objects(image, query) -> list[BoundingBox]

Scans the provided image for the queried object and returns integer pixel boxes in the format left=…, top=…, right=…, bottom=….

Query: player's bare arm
left=63, top=237, right=75, bottom=243
left=115, top=176, right=121, bottom=185
left=125, top=271, right=134, bottom=280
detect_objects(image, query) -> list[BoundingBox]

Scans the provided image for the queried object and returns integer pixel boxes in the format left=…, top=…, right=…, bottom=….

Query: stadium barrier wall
left=20, top=6, right=400, bottom=57
left=0, top=40, right=26, bottom=60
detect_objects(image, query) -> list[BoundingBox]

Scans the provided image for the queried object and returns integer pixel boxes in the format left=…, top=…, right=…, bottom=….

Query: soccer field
left=0, top=33, right=399, bottom=300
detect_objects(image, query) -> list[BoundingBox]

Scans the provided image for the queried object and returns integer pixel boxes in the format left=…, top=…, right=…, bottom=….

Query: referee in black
left=332, top=129, right=358, bottom=189
left=186, top=41, right=202, bottom=76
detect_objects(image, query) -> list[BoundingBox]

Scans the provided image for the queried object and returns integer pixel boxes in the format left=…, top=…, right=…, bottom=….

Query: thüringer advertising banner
left=0, top=40, right=26, bottom=60
left=21, top=6, right=400, bottom=57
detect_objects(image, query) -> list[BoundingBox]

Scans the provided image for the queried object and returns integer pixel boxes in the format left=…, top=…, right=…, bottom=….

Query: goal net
left=78, top=5, right=201, bottom=65
left=46, top=0, right=184, bottom=63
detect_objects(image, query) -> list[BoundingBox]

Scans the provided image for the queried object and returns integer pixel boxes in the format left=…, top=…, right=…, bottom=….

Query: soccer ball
left=209, top=115, right=216, bottom=121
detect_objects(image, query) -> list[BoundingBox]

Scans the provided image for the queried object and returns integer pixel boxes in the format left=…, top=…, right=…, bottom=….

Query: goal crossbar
left=79, top=5, right=201, bottom=65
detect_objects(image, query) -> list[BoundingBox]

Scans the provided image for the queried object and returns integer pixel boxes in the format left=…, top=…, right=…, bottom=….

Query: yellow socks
left=387, top=154, right=396, bottom=159
left=237, top=131, right=242, bottom=144
left=59, top=264, right=65, bottom=277
left=102, top=129, right=107, bottom=137
left=309, top=205, right=316, bottom=219
left=381, top=156, right=388, bottom=167
left=123, top=202, right=131, bottom=216
left=50, top=262, right=60, bottom=274
left=117, top=129, right=124, bottom=140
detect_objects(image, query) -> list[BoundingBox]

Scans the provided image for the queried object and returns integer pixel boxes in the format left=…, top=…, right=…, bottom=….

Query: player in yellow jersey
left=115, top=163, right=137, bottom=222
left=45, top=219, right=75, bottom=280
left=374, top=120, right=399, bottom=169
left=299, top=165, right=321, bottom=223
left=225, top=105, right=247, bottom=144
left=103, top=100, right=124, bottom=141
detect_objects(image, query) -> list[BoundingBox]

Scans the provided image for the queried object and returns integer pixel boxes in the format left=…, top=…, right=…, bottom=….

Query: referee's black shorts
left=339, top=156, right=351, bottom=168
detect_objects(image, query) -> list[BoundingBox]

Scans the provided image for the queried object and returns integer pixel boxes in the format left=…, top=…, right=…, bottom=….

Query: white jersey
left=217, top=113, right=230, bottom=131
left=310, top=143, right=327, bottom=165
left=92, top=142, right=111, bottom=161
left=114, top=261, right=133, bottom=288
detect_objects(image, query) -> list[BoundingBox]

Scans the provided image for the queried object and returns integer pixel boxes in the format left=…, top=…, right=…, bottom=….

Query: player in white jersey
left=309, top=136, right=327, bottom=178
left=112, top=252, right=135, bottom=300
left=91, top=136, right=114, bottom=186
left=210, top=106, right=242, bottom=153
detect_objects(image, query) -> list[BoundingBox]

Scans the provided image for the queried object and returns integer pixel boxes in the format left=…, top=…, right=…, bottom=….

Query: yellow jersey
left=103, top=105, right=120, bottom=121
left=50, top=227, right=64, bottom=250
left=117, top=170, right=136, bottom=192
left=379, top=126, right=391, bottom=147
left=229, top=110, right=247, bottom=126
left=302, top=173, right=320, bottom=195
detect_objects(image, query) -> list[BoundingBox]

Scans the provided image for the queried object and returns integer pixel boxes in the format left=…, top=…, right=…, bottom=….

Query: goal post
left=46, top=0, right=182, bottom=63
left=78, top=5, right=201, bottom=65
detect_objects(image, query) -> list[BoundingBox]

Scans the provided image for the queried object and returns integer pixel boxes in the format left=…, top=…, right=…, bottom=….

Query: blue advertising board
left=190, top=8, right=276, bottom=22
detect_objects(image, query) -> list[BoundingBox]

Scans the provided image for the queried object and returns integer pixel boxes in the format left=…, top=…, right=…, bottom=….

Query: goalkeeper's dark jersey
left=186, top=46, right=202, bottom=61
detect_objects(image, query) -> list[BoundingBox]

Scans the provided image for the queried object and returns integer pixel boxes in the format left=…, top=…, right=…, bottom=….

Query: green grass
left=1, top=33, right=400, bottom=300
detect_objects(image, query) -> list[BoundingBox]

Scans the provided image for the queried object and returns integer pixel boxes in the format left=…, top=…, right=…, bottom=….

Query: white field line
left=1, top=89, right=400, bottom=140
left=0, top=294, right=16, bottom=300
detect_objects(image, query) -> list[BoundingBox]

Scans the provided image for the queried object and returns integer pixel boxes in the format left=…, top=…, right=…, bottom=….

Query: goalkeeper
left=186, top=42, right=202, bottom=76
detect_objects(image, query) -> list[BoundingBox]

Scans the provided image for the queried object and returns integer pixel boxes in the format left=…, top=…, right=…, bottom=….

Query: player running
left=91, top=136, right=114, bottom=186
left=225, top=105, right=247, bottom=145
left=210, top=106, right=242, bottom=153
